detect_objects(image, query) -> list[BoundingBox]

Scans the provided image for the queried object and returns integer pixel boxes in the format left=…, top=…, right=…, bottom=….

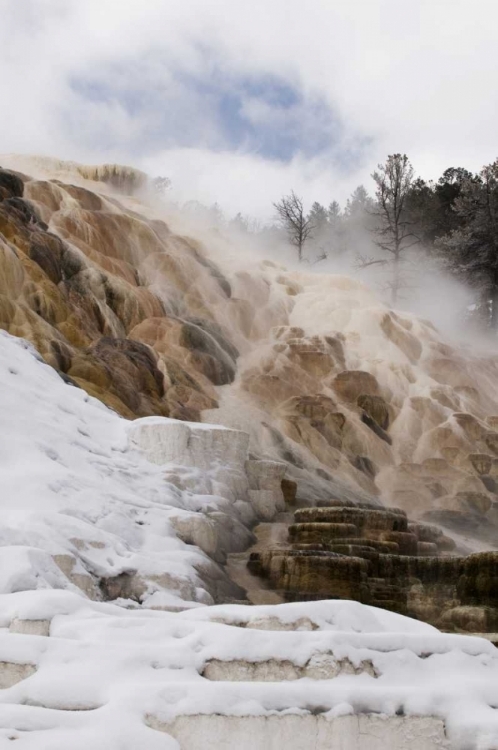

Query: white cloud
left=142, top=147, right=359, bottom=220
left=1, top=0, right=497, bottom=216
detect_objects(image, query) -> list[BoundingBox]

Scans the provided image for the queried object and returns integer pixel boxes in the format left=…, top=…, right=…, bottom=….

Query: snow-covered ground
left=0, top=328, right=276, bottom=611
left=0, top=592, right=497, bottom=748
left=0, top=329, right=241, bottom=609
left=1, top=330, right=498, bottom=749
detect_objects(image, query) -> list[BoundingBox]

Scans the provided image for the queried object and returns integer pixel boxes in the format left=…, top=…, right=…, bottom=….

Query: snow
left=0, top=593, right=496, bottom=748
left=1, top=330, right=498, bottom=748
left=0, top=330, right=248, bottom=607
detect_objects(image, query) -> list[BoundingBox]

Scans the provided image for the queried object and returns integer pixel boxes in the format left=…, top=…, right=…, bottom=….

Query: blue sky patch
left=68, top=55, right=347, bottom=164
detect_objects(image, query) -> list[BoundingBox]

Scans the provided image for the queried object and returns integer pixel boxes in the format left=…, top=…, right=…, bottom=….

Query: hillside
left=1, top=156, right=498, bottom=544
left=0, top=158, right=498, bottom=748
left=0, top=330, right=495, bottom=749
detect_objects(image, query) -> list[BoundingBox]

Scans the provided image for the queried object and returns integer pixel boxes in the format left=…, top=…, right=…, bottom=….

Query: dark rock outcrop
left=0, top=169, right=24, bottom=200
left=249, top=501, right=498, bottom=632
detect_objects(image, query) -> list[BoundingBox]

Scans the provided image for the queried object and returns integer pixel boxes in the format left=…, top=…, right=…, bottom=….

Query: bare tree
left=273, top=191, right=314, bottom=262
left=359, top=154, right=418, bottom=304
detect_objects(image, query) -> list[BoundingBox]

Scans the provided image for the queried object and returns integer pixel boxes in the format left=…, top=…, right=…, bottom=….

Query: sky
left=1, top=0, right=498, bottom=219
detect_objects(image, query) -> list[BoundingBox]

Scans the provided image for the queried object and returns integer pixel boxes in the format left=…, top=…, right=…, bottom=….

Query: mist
left=148, top=180, right=481, bottom=348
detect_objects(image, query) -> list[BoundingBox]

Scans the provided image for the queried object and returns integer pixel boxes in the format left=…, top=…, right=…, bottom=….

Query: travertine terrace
left=249, top=500, right=498, bottom=633
left=2, top=156, right=498, bottom=552
left=0, top=298, right=497, bottom=748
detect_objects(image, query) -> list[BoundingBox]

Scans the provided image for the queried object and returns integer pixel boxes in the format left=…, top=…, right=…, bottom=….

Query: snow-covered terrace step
left=0, top=596, right=495, bottom=747
left=467, top=632, right=498, bottom=646
left=147, top=713, right=449, bottom=750
left=202, top=654, right=376, bottom=681
left=9, top=619, right=50, bottom=637
left=0, top=628, right=47, bottom=689
left=127, top=417, right=250, bottom=469
left=0, top=661, right=36, bottom=689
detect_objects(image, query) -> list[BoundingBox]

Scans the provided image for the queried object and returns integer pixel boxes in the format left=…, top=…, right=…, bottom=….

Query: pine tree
left=327, top=201, right=341, bottom=222
left=345, top=185, right=374, bottom=218
left=326, top=200, right=347, bottom=255
left=308, top=202, right=328, bottom=231
left=438, top=160, right=498, bottom=329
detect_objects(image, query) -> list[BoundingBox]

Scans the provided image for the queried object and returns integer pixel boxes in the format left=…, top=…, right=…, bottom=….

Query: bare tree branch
left=273, top=191, right=314, bottom=262
left=310, top=248, right=328, bottom=265
left=354, top=253, right=389, bottom=270
left=367, top=154, right=418, bottom=304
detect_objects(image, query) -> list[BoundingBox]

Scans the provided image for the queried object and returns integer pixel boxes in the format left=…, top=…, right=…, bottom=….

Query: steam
left=149, top=187, right=480, bottom=347
left=1, top=149, right=488, bottom=350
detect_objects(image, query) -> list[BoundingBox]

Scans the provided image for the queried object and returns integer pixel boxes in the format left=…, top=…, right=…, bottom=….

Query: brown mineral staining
left=467, top=453, right=493, bottom=476
left=357, top=394, right=390, bottom=430
left=3, top=159, right=498, bottom=553
left=454, top=491, right=492, bottom=515
left=250, top=501, right=498, bottom=631
left=281, top=478, right=297, bottom=505
left=289, top=523, right=360, bottom=545
left=332, top=370, right=380, bottom=402
left=0, top=170, right=24, bottom=200
left=380, top=312, right=422, bottom=363
left=485, top=432, right=498, bottom=455
left=294, top=506, right=408, bottom=534
left=74, top=163, right=148, bottom=194
left=0, top=165, right=234, bottom=420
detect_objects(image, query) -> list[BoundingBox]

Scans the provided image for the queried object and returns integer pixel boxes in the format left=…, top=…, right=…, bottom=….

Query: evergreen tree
left=433, top=167, right=474, bottom=237
left=327, top=200, right=341, bottom=222
left=438, top=161, right=498, bottom=328
left=307, top=202, right=329, bottom=259
left=327, top=200, right=347, bottom=255
left=308, top=202, right=328, bottom=232
left=345, top=185, right=374, bottom=218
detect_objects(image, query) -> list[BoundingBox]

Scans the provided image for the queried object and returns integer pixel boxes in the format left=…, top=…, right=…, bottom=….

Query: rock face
left=249, top=502, right=498, bottom=632
left=0, top=164, right=233, bottom=421
left=2, top=156, right=498, bottom=547
left=128, top=417, right=287, bottom=571
left=1, top=285, right=498, bottom=748
left=155, top=714, right=449, bottom=750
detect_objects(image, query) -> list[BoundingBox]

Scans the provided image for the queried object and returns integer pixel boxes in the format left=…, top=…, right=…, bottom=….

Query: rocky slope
left=1, top=155, right=498, bottom=549
left=3, top=321, right=496, bottom=749
left=1, top=157, right=498, bottom=748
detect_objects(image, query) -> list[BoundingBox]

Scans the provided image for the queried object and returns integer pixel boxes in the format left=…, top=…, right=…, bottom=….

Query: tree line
left=274, top=155, right=498, bottom=328
left=163, top=153, right=498, bottom=331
